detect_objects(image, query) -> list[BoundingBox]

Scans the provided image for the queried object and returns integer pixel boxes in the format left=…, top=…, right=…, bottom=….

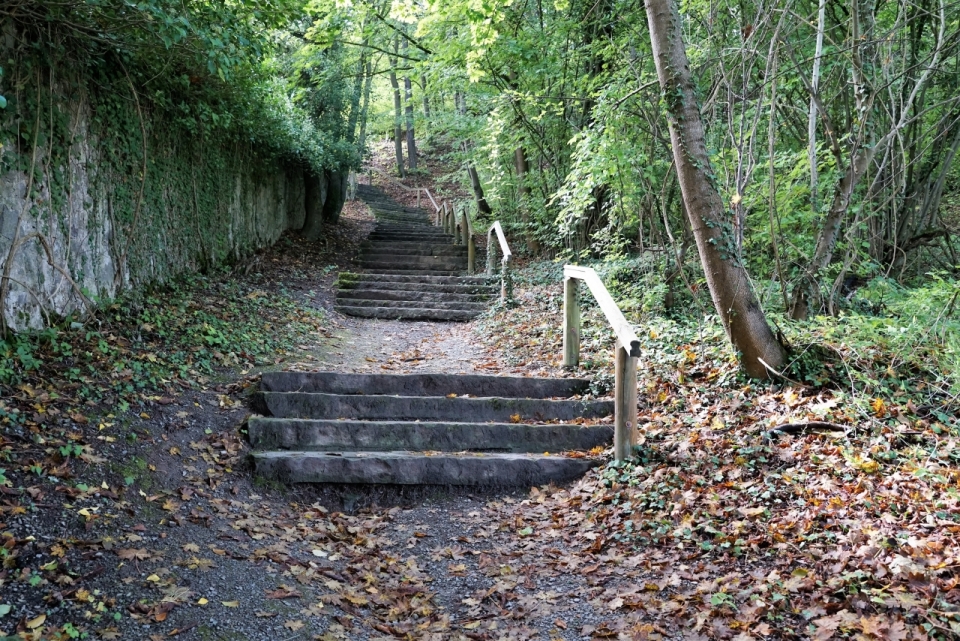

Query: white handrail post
left=562, top=275, right=580, bottom=368
left=454, top=205, right=461, bottom=245
left=467, top=234, right=476, bottom=274
left=614, top=339, right=639, bottom=462
left=486, top=228, right=496, bottom=275
left=500, top=255, right=512, bottom=303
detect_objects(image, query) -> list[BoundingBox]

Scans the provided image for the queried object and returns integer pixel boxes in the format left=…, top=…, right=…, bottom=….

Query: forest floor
left=1, top=142, right=958, bottom=641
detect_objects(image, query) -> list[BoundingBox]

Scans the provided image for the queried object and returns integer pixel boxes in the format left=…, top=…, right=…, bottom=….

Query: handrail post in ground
left=453, top=204, right=461, bottom=245
left=563, top=275, right=580, bottom=367
left=461, top=208, right=476, bottom=274
left=562, top=265, right=641, bottom=462
left=486, top=222, right=513, bottom=303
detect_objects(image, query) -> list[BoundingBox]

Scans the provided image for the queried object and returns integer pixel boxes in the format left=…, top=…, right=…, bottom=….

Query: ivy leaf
left=0, top=95, right=6, bottom=109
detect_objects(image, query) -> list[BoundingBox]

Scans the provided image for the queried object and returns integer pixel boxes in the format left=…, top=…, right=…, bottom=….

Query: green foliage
left=1, top=0, right=358, bottom=179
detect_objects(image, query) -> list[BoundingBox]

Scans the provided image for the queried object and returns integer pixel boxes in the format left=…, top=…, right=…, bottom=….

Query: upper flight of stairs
left=335, top=185, right=493, bottom=321
left=250, top=372, right=613, bottom=486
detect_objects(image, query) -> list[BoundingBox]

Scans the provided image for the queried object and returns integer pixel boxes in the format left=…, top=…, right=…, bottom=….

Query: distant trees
left=317, top=0, right=960, bottom=376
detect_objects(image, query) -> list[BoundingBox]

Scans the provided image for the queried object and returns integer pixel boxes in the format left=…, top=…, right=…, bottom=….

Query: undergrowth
left=477, top=258, right=960, bottom=639
left=0, top=268, right=326, bottom=425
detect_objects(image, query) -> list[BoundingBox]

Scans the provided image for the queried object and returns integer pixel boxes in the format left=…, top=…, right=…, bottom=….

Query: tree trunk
left=808, top=0, right=826, bottom=213
left=644, top=0, right=786, bottom=379
left=421, top=75, right=431, bottom=119
left=402, top=39, right=418, bottom=171
left=301, top=169, right=328, bottom=241
left=514, top=146, right=540, bottom=253
left=456, top=91, right=492, bottom=215
left=345, top=47, right=367, bottom=145
left=388, top=38, right=404, bottom=177
left=357, top=58, right=373, bottom=155
left=789, top=145, right=877, bottom=319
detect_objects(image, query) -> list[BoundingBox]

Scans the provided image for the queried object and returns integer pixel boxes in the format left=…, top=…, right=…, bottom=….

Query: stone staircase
left=334, top=185, right=493, bottom=321
left=249, top=372, right=613, bottom=486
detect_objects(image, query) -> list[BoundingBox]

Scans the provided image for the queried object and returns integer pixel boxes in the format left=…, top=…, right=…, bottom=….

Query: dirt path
left=79, top=317, right=613, bottom=641
left=0, top=159, right=627, bottom=641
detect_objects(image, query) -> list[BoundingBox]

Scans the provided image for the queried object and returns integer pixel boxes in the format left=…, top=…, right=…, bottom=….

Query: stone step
left=360, top=244, right=469, bottom=257
left=372, top=220, right=438, bottom=226
left=343, top=282, right=495, bottom=295
left=254, top=392, right=614, bottom=422
left=357, top=269, right=465, bottom=276
left=370, top=226, right=444, bottom=234
left=360, top=256, right=467, bottom=270
left=248, top=418, right=612, bottom=452
left=334, top=298, right=486, bottom=311
left=336, top=288, right=490, bottom=303
left=370, top=205, right=430, bottom=214
left=260, top=372, right=591, bottom=397
left=334, top=304, right=479, bottom=320
left=367, top=233, right=454, bottom=241
left=251, top=451, right=600, bottom=486
left=342, top=273, right=491, bottom=285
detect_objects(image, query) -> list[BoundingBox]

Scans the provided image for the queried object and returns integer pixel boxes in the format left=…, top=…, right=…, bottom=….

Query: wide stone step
left=344, top=282, right=495, bottom=295
left=372, top=228, right=440, bottom=235
left=260, top=372, right=591, bottom=397
left=360, top=257, right=467, bottom=270
left=360, top=244, right=468, bottom=257
left=344, top=273, right=491, bottom=285
left=336, top=288, right=489, bottom=303
left=254, top=392, right=614, bottom=422
left=335, top=298, right=485, bottom=311
left=251, top=451, right=600, bottom=486
left=248, top=419, right=612, bottom=452
left=367, top=233, right=454, bottom=242
left=335, top=304, right=479, bottom=320
left=358, top=269, right=465, bottom=276
left=370, top=205, right=430, bottom=214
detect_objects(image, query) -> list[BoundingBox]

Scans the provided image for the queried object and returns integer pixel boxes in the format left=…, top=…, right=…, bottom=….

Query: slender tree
left=644, top=0, right=787, bottom=378
left=388, top=36, right=405, bottom=176
left=402, top=38, right=418, bottom=170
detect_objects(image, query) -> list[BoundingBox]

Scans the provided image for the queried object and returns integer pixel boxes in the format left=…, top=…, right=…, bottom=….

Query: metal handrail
left=562, top=265, right=639, bottom=462
left=487, top=221, right=512, bottom=303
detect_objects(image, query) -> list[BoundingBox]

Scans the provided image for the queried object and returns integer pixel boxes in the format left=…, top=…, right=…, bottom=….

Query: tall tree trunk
left=808, top=0, right=826, bottom=213
left=456, top=91, right=492, bottom=215
left=345, top=46, right=368, bottom=145
left=388, top=38, right=405, bottom=177
left=514, top=146, right=540, bottom=252
left=402, top=39, right=418, bottom=171
left=421, top=75, right=431, bottom=119
left=644, top=0, right=786, bottom=379
left=357, top=58, right=373, bottom=155
left=789, top=146, right=878, bottom=319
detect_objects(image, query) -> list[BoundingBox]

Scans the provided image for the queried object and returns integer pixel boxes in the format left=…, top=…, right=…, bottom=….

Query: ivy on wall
left=0, top=2, right=359, bottom=332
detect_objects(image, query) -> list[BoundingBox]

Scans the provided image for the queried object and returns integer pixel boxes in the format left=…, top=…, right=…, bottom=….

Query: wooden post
left=459, top=209, right=468, bottom=246
left=500, top=258, right=510, bottom=303
left=467, top=235, right=476, bottom=274
left=614, top=340, right=639, bottom=462
left=562, top=275, right=580, bottom=368
left=454, top=206, right=461, bottom=245
left=487, top=233, right=495, bottom=275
